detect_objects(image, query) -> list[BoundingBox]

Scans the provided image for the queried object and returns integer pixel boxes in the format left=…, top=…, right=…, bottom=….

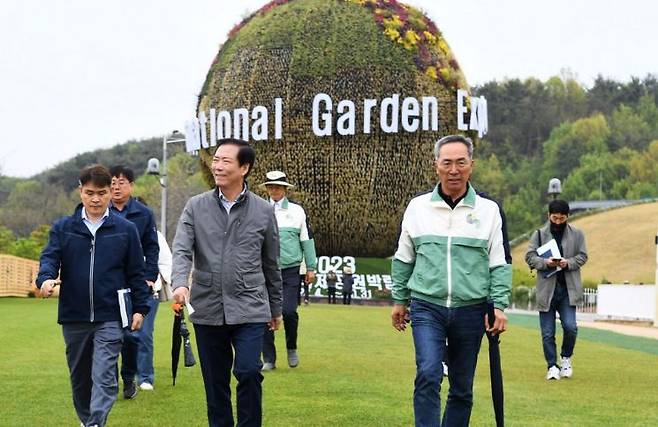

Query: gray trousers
left=62, top=321, right=123, bottom=427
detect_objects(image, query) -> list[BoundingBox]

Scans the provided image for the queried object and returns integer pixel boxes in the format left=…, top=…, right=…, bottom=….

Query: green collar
left=271, top=197, right=289, bottom=209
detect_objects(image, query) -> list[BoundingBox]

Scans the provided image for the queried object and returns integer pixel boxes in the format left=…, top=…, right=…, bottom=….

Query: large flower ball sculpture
left=196, top=0, right=471, bottom=257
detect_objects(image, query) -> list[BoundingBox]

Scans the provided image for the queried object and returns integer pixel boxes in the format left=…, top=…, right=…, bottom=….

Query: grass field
left=1, top=298, right=657, bottom=426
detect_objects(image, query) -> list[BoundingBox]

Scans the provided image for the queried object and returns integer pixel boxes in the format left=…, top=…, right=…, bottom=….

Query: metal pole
left=654, top=231, right=658, bottom=327
left=161, top=135, right=168, bottom=240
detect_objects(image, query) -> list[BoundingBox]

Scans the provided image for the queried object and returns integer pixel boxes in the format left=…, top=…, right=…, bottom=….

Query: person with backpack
left=525, top=199, right=588, bottom=380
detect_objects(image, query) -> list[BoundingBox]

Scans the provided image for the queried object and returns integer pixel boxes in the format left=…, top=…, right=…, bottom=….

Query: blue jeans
left=121, top=294, right=159, bottom=384
left=410, top=298, right=486, bottom=427
left=539, top=285, right=577, bottom=368
left=137, top=295, right=159, bottom=384
left=195, top=322, right=265, bottom=427
left=62, top=321, right=123, bottom=427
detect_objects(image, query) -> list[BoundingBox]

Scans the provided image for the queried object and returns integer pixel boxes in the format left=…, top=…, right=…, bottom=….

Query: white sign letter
left=478, top=96, right=488, bottom=137
left=312, top=93, right=332, bottom=137
left=469, top=96, right=480, bottom=134
left=233, top=108, right=249, bottom=141
left=380, top=94, right=399, bottom=134
left=421, top=96, right=438, bottom=131
left=199, top=111, right=209, bottom=148
left=209, top=109, right=217, bottom=147
left=457, top=89, right=468, bottom=131
left=251, top=106, right=268, bottom=141
left=274, top=98, right=283, bottom=140
left=363, top=99, right=377, bottom=134
left=402, top=97, right=420, bottom=132
left=336, top=100, right=356, bottom=136
left=184, top=119, right=201, bottom=153
left=217, top=110, right=232, bottom=139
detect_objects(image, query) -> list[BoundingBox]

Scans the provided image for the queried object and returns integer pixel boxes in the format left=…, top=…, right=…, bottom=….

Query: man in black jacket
left=37, top=164, right=151, bottom=427
left=109, top=165, right=160, bottom=397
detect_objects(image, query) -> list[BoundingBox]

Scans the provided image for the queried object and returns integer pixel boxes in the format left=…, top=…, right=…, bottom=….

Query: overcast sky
left=1, top=0, right=656, bottom=177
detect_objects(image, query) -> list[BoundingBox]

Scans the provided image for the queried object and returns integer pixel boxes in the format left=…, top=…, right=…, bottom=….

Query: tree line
left=1, top=74, right=657, bottom=259
left=471, top=73, right=658, bottom=237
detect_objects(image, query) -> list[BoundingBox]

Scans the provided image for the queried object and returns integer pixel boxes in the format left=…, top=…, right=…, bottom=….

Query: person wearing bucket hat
left=259, top=170, right=317, bottom=370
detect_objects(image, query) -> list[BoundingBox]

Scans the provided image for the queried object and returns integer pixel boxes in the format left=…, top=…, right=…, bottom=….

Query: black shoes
left=123, top=380, right=138, bottom=399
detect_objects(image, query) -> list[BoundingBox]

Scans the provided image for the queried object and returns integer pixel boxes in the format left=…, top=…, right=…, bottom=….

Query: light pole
left=147, top=130, right=186, bottom=240
left=655, top=229, right=658, bottom=327
left=547, top=178, right=562, bottom=200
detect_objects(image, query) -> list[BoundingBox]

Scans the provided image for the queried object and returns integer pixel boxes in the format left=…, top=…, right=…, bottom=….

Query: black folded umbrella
left=171, top=310, right=182, bottom=386
left=180, top=316, right=197, bottom=368
left=487, top=302, right=504, bottom=427
left=172, top=309, right=196, bottom=386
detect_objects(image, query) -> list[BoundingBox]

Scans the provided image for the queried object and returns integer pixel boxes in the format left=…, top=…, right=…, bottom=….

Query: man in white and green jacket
left=391, top=135, right=512, bottom=427
left=260, top=170, right=317, bottom=370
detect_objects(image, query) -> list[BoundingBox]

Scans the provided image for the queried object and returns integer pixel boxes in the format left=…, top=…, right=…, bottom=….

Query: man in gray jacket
left=525, top=200, right=588, bottom=381
left=172, top=139, right=283, bottom=427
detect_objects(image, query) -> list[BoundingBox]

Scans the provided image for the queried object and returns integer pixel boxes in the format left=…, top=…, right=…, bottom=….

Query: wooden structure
left=0, top=254, right=40, bottom=297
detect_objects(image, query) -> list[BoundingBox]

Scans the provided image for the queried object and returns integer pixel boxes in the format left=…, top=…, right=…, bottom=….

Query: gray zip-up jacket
left=525, top=222, right=588, bottom=311
left=171, top=188, right=283, bottom=325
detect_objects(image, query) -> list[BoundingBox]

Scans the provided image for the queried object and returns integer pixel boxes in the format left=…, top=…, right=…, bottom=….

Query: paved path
left=507, top=309, right=658, bottom=340
left=577, top=320, right=658, bottom=340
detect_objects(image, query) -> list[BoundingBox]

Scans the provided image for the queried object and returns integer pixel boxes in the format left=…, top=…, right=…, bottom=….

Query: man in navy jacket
left=109, top=165, right=160, bottom=397
left=37, top=164, right=151, bottom=427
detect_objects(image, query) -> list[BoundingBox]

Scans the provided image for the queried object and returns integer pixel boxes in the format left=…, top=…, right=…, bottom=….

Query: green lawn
left=1, top=298, right=657, bottom=426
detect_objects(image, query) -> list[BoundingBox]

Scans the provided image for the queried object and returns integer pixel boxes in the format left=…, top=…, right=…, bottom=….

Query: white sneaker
left=560, top=357, right=573, bottom=378
left=442, top=362, right=449, bottom=377
left=139, top=382, right=154, bottom=391
left=261, top=362, right=276, bottom=371
left=546, top=365, right=561, bottom=380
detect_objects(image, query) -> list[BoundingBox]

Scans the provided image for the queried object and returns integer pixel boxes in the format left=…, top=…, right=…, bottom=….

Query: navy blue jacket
left=111, top=197, right=159, bottom=282
left=36, top=205, right=151, bottom=324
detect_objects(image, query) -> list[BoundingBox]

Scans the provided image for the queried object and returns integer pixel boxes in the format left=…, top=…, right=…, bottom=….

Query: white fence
left=580, top=288, right=597, bottom=313
left=597, top=284, right=655, bottom=321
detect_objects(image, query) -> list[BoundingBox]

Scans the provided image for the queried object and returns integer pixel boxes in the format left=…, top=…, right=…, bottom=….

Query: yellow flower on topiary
left=438, top=39, right=449, bottom=54
left=405, top=30, right=420, bottom=44
left=383, top=14, right=404, bottom=29
left=383, top=27, right=400, bottom=41
left=423, top=31, right=436, bottom=44
left=398, top=29, right=420, bottom=50
left=425, top=66, right=438, bottom=79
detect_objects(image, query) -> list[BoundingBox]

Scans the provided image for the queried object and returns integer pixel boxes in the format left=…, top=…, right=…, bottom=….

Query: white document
left=117, top=288, right=132, bottom=328
left=536, top=238, right=562, bottom=278
left=185, top=295, right=195, bottom=315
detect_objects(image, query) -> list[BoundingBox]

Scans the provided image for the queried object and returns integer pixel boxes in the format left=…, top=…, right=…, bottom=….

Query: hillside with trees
left=0, top=74, right=657, bottom=262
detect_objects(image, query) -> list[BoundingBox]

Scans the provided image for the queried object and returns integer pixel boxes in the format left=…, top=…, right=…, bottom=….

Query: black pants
left=262, top=267, right=299, bottom=364
left=327, top=287, right=337, bottom=304
left=343, top=291, right=352, bottom=305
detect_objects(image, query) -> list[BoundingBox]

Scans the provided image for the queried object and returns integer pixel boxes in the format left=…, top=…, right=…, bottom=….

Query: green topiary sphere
left=196, top=0, right=471, bottom=256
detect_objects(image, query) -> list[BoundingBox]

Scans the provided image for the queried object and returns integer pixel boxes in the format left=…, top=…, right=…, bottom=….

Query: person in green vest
left=260, top=171, right=317, bottom=370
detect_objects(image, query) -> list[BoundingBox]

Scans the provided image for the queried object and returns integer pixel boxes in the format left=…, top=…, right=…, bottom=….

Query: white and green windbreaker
left=273, top=197, right=317, bottom=271
left=392, top=184, right=512, bottom=309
